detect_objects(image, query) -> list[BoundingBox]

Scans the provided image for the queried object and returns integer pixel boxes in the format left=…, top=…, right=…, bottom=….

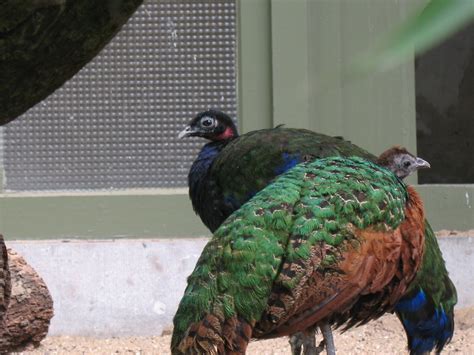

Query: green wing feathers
left=171, top=170, right=305, bottom=353
left=172, top=157, right=409, bottom=353
left=255, top=157, right=409, bottom=334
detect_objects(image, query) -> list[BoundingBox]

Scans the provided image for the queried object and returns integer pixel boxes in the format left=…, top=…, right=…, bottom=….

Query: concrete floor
left=8, top=235, right=473, bottom=337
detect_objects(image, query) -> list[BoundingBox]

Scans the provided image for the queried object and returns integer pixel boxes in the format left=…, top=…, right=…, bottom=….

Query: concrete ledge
left=9, top=238, right=208, bottom=337
left=437, top=235, right=474, bottom=309
left=8, top=236, right=473, bottom=337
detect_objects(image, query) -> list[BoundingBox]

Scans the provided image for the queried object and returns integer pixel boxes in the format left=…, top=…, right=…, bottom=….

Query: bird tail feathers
left=173, top=314, right=254, bottom=355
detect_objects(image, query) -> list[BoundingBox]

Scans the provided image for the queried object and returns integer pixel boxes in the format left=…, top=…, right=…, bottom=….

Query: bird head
left=178, top=110, right=238, bottom=141
left=377, top=146, right=431, bottom=179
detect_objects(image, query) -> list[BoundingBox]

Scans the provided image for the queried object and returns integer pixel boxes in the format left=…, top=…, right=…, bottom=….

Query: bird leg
left=289, top=331, right=304, bottom=355
left=289, top=322, right=336, bottom=355
left=320, top=322, right=336, bottom=355
left=289, top=327, right=320, bottom=355
left=301, top=329, right=317, bottom=355
left=315, top=338, right=326, bottom=354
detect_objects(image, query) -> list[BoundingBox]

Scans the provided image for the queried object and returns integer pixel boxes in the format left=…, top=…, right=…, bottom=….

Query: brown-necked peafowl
left=172, top=144, right=432, bottom=354
left=177, top=110, right=457, bottom=354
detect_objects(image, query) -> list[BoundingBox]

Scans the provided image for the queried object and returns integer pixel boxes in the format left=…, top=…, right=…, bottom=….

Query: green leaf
left=358, top=0, right=474, bottom=72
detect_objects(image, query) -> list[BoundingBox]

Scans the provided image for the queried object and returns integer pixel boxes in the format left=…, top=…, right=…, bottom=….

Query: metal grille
left=3, top=0, right=237, bottom=191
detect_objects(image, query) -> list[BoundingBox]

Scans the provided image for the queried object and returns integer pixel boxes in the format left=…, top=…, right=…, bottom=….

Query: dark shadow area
left=416, top=22, right=474, bottom=184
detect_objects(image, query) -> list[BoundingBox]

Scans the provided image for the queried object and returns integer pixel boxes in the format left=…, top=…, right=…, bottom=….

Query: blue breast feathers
left=189, top=143, right=222, bottom=184
left=194, top=144, right=221, bottom=170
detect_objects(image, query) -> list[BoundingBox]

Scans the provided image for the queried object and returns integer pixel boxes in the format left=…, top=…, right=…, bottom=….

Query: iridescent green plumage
left=182, top=111, right=457, bottom=353
left=172, top=157, right=411, bottom=353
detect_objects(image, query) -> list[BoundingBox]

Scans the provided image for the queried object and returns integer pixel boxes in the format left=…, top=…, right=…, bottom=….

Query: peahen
left=172, top=146, right=430, bottom=354
left=178, top=110, right=457, bottom=354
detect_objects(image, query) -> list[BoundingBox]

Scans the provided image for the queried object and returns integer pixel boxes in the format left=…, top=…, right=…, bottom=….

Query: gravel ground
left=20, top=307, right=473, bottom=354
left=436, top=229, right=474, bottom=238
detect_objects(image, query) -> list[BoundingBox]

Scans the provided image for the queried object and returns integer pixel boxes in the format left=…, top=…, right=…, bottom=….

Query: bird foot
left=302, top=338, right=320, bottom=355
left=289, top=332, right=304, bottom=355
left=289, top=329, right=323, bottom=355
left=289, top=323, right=336, bottom=355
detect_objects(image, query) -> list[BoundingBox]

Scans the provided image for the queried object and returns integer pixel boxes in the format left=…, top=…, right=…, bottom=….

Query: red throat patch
left=215, top=127, right=235, bottom=140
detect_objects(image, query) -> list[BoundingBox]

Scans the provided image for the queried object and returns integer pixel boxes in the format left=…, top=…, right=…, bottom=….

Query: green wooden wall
left=1, top=0, right=472, bottom=240
left=241, top=0, right=419, bottom=154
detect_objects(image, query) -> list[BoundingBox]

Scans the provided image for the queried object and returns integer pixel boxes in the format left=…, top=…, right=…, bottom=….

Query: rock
left=0, top=248, right=53, bottom=352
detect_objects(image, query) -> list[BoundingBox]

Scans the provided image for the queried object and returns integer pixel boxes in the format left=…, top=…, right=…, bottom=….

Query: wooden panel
left=305, top=0, right=418, bottom=157
left=271, top=0, right=310, bottom=128
left=238, top=0, right=274, bottom=132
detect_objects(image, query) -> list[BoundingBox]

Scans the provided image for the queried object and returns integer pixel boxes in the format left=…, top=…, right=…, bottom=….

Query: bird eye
left=403, top=161, right=411, bottom=168
left=201, top=117, right=215, bottom=127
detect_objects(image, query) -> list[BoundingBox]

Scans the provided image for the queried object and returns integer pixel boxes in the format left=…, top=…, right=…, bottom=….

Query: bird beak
left=415, top=157, right=431, bottom=169
left=178, top=125, right=195, bottom=139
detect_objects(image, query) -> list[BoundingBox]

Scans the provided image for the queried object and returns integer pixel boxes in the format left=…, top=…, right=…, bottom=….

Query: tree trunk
left=0, top=248, right=53, bottom=352
left=0, top=235, right=11, bottom=321
left=0, top=0, right=144, bottom=125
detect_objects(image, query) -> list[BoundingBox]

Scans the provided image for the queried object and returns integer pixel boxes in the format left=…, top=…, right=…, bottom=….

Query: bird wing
left=253, top=157, right=411, bottom=337
left=171, top=167, right=306, bottom=354
left=173, top=156, right=411, bottom=353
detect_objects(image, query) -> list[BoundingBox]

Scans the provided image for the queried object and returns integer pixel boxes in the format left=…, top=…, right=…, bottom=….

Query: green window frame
left=1, top=0, right=472, bottom=240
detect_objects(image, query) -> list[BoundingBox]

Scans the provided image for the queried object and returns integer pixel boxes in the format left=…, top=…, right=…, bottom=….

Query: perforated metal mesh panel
left=3, top=0, right=237, bottom=191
